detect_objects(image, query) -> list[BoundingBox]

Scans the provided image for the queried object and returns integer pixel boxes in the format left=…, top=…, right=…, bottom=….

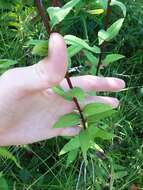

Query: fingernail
left=48, top=33, right=55, bottom=55
left=115, top=78, right=125, bottom=89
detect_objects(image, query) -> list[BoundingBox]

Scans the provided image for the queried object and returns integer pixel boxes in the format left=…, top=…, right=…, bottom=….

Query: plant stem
left=35, top=0, right=86, bottom=129
left=66, top=73, right=86, bottom=129
left=35, top=0, right=51, bottom=34
left=52, top=0, right=61, bottom=32
left=104, top=0, right=112, bottom=30
left=96, top=0, right=111, bottom=76
left=52, top=0, right=61, bottom=6
left=82, top=15, right=88, bottom=41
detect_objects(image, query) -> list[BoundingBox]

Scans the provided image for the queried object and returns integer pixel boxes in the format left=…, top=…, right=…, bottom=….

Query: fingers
left=59, top=95, right=119, bottom=116
left=60, top=126, right=81, bottom=136
left=39, top=126, right=80, bottom=142
left=61, top=75, right=125, bottom=92
left=80, top=96, right=119, bottom=108
left=0, top=33, right=67, bottom=93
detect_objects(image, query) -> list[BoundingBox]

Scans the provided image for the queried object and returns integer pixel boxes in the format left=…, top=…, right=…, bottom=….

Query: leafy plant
left=47, top=0, right=81, bottom=28
left=2, top=0, right=142, bottom=189
left=0, top=148, right=21, bottom=168
left=33, top=0, right=126, bottom=168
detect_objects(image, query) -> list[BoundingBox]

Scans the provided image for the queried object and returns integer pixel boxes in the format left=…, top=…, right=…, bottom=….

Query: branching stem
left=35, top=0, right=86, bottom=129
left=35, top=0, right=51, bottom=34
left=66, top=73, right=86, bottom=129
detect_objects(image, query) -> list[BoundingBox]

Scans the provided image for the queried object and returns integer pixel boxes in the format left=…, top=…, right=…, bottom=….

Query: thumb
left=1, top=33, right=67, bottom=93
left=36, top=33, right=68, bottom=88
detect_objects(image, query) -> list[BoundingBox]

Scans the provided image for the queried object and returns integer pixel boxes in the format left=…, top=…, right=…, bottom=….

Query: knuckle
left=34, top=63, right=62, bottom=87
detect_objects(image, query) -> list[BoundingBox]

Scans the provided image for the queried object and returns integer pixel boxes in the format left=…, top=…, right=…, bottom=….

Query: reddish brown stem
left=52, top=0, right=61, bottom=6
left=66, top=73, right=86, bottom=129
left=52, top=0, right=61, bottom=32
left=35, top=0, right=86, bottom=129
left=104, top=0, right=112, bottom=30
left=96, top=0, right=111, bottom=76
left=35, top=0, right=51, bottom=34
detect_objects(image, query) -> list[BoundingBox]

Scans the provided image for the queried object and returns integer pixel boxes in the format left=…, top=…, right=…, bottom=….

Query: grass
left=0, top=0, right=143, bottom=189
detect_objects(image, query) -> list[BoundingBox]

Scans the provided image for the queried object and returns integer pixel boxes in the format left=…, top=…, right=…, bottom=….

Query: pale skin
left=0, top=33, right=125, bottom=146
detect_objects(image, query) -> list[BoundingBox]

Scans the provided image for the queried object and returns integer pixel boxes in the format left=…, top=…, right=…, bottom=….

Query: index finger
left=60, top=75, right=125, bottom=92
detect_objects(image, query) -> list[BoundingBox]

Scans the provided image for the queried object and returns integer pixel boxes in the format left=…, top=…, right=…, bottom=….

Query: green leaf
left=98, top=30, right=109, bottom=45
left=66, top=149, right=79, bottom=167
left=0, top=177, right=9, bottom=190
left=67, top=44, right=83, bottom=58
left=90, top=142, right=104, bottom=154
left=52, top=86, right=71, bottom=101
left=83, top=103, right=113, bottom=117
left=98, top=18, right=124, bottom=45
left=27, top=39, right=46, bottom=46
left=47, top=0, right=81, bottom=28
left=105, top=18, right=124, bottom=39
left=0, top=148, right=21, bottom=168
left=87, top=91, right=97, bottom=96
left=84, top=50, right=98, bottom=65
left=64, top=35, right=100, bottom=54
left=53, top=113, right=80, bottom=128
left=87, top=9, right=104, bottom=15
left=0, top=59, right=17, bottom=69
left=83, top=50, right=98, bottom=74
left=53, top=86, right=85, bottom=101
left=111, top=0, right=126, bottom=17
left=87, top=110, right=116, bottom=124
left=103, top=54, right=125, bottom=65
left=59, top=136, right=80, bottom=155
left=79, top=130, right=91, bottom=164
left=31, top=40, right=48, bottom=56
left=114, top=171, right=128, bottom=179
left=88, top=125, right=115, bottom=140
left=99, top=0, right=108, bottom=10
left=67, top=87, right=85, bottom=101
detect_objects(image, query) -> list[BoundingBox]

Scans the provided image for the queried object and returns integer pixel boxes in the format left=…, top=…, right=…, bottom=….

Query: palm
left=0, top=33, right=125, bottom=146
left=0, top=82, right=77, bottom=145
left=0, top=75, right=124, bottom=145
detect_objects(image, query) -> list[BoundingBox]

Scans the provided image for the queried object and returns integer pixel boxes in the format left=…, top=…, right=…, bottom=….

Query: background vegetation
left=0, top=0, right=143, bottom=189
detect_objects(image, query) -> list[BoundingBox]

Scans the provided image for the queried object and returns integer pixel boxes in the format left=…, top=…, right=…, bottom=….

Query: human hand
left=0, top=33, right=125, bottom=146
